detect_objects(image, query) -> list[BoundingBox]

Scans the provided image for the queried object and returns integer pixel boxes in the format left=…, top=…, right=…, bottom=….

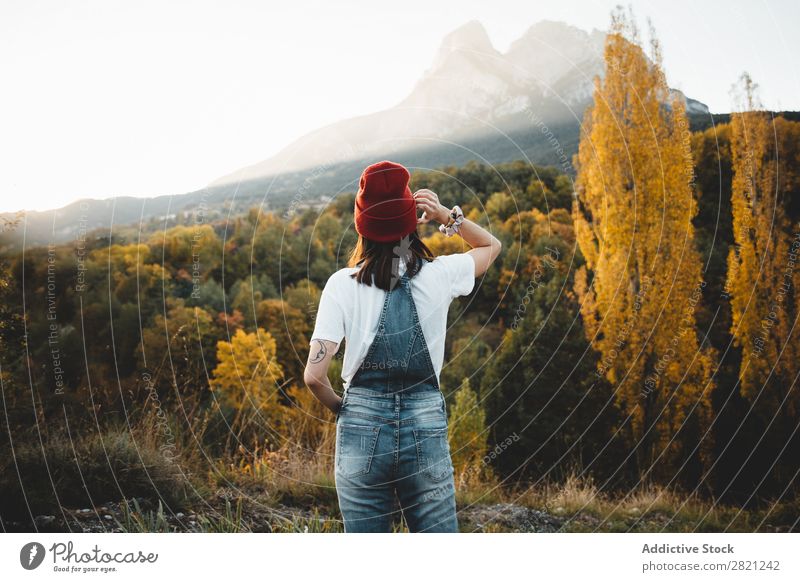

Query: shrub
left=0, top=424, right=191, bottom=522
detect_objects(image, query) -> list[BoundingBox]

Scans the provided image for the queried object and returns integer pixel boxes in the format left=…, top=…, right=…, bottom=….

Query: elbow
left=491, top=237, right=503, bottom=262
left=303, top=368, right=322, bottom=391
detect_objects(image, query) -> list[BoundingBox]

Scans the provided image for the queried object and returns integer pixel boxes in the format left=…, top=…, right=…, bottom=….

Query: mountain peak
left=516, top=19, right=588, bottom=42
left=209, top=19, right=710, bottom=186
left=441, top=20, right=494, bottom=52
left=430, top=20, right=498, bottom=71
left=505, top=19, right=605, bottom=85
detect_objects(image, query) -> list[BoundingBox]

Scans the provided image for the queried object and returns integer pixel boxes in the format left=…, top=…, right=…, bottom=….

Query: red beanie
left=354, top=160, right=418, bottom=243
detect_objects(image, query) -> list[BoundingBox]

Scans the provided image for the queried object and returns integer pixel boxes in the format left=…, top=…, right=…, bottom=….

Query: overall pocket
left=335, top=391, right=349, bottom=424
left=336, top=423, right=381, bottom=478
left=413, top=427, right=453, bottom=482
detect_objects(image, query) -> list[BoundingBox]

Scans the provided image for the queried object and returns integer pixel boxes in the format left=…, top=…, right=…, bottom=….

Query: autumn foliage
left=573, top=9, right=714, bottom=483
left=1, top=11, right=799, bottom=524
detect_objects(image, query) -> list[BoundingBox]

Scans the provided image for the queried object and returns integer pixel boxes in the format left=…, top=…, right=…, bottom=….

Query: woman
left=303, top=160, right=502, bottom=532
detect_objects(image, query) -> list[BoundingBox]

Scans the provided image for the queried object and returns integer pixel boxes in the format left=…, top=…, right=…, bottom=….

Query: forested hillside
left=1, top=11, right=798, bottom=533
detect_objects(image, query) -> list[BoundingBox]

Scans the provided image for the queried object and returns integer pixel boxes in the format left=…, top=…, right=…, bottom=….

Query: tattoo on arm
left=310, top=340, right=327, bottom=363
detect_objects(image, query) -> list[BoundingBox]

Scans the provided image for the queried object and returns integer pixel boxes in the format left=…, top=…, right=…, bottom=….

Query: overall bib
left=334, top=259, right=458, bottom=533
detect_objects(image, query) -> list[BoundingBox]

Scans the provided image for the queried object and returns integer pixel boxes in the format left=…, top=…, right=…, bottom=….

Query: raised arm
left=413, top=189, right=502, bottom=277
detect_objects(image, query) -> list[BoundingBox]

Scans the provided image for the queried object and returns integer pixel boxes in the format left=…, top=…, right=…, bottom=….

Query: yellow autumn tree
left=211, top=327, right=284, bottom=443
left=422, top=232, right=470, bottom=256
left=255, top=298, right=310, bottom=384
left=448, top=378, right=491, bottom=486
left=726, top=73, right=800, bottom=423
left=572, top=8, right=714, bottom=482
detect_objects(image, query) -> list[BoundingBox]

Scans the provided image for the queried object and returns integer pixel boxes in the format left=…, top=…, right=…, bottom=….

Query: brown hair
left=348, top=230, right=435, bottom=291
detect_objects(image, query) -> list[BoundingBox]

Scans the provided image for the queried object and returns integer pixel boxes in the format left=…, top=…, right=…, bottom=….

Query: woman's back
left=311, top=252, right=475, bottom=391
left=302, top=160, right=500, bottom=532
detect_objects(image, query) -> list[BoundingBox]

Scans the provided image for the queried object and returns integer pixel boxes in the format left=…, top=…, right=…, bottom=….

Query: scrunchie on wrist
left=439, top=205, right=464, bottom=237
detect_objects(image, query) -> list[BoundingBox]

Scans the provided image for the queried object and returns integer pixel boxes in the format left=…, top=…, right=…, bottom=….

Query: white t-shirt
left=311, top=253, right=476, bottom=389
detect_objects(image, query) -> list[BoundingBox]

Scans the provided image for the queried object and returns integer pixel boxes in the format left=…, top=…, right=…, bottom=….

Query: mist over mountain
left=2, top=20, right=713, bottom=249
left=212, top=20, right=707, bottom=186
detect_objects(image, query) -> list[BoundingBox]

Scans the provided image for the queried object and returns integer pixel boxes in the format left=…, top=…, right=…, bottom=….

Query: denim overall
left=334, top=259, right=458, bottom=533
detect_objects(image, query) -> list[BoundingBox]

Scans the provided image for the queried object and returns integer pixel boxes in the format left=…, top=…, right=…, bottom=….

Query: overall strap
left=348, top=255, right=439, bottom=393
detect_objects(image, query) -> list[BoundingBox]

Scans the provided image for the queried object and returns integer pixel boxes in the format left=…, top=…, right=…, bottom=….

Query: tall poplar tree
left=573, top=8, right=714, bottom=484
left=726, top=74, right=800, bottom=491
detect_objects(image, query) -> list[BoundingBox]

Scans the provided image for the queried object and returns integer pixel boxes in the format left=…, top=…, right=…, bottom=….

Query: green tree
left=482, top=273, right=620, bottom=482
left=139, top=298, right=216, bottom=398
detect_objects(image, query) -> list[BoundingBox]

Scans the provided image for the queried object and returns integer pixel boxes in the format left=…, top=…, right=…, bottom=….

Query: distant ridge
left=2, top=19, right=722, bottom=250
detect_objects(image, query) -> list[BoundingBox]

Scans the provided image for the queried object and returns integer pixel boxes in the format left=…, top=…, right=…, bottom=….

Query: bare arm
left=414, top=189, right=503, bottom=277
left=303, top=339, right=342, bottom=414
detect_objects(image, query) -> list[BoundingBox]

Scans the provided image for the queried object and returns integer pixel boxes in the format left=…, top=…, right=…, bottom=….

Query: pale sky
left=1, top=0, right=797, bottom=212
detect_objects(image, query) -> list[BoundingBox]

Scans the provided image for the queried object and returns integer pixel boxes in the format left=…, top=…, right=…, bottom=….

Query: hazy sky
left=1, top=0, right=797, bottom=212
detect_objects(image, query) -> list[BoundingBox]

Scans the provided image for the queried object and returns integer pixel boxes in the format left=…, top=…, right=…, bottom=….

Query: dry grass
left=5, top=395, right=796, bottom=533
left=0, top=420, right=195, bottom=520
